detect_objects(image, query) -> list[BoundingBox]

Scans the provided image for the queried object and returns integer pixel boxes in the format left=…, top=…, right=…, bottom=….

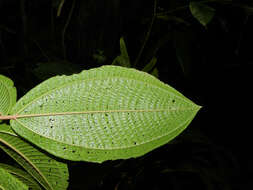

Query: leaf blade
left=10, top=66, right=201, bottom=162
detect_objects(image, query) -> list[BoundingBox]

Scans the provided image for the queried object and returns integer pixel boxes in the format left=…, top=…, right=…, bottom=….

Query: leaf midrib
left=14, top=107, right=197, bottom=119
left=15, top=76, right=191, bottom=115
left=14, top=108, right=198, bottom=151
left=0, top=136, right=53, bottom=190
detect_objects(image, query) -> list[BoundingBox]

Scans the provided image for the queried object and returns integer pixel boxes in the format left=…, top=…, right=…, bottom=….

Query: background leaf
left=0, top=163, right=42, bottom=190
left=142, top=57, right=157, bottom=73
left=189, top=2, right=215, bottom=27
left=0, top=75, right=17, bottom=116
left=10, top=66, right=201, bottom=163
left=0, top=167, right=28, bottom=190
left=151, top=67, right=159, bottom=78
left=112, top=37, right=131, bottom=67
left=0, top=124, right=69, bottom=190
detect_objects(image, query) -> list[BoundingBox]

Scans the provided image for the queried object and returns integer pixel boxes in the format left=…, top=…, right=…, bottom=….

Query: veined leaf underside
left=10, top=66, right=201, bottom=162
left=0, top=75, right=17, bottom=116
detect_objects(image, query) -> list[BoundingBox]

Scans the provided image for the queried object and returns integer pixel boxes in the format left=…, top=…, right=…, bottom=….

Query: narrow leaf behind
left=0, top=167, right=28, bottom=190
left=189, top=2, right=215, bottom=27
left=10, top=66, right=201, bottom=163
left=0, top=163, right=42, bottom=190
left=0, top=124, right=69, bottom=190
left=112, top=37, right=131, bottom=67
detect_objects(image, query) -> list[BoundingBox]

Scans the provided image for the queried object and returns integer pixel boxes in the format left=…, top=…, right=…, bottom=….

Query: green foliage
left=0, top=163, right=42, bottom=190
left=0, top=0, right=246, bottom=188
left=142, top=57, right=157, bottom=73
left=8, top=66, right=200, bottom=163
left=142, top=57, right=159, bottom=77
left=189, top=2, right=215, bottom=27
left=0, top=75, right=17, bottom=116
left=112, top=37, right=131, bottom=67
left=0, top=167, right=28, bottom=190
left=0, top=124, right=69, bottom=190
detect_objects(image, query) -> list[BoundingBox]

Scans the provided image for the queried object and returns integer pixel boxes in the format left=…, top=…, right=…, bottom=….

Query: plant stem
left=62, top=0, right=76, bottom=59
left=57, top=0, right=65, bottom=17
left=0, top=115, right=17, bottom=120
left=133, top=0, right=157, bottom=67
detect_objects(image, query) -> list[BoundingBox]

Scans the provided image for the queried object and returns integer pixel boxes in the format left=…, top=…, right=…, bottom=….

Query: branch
left=133, top=0, right=157, bottom=67
left=62, top=0, right=76, bottom=59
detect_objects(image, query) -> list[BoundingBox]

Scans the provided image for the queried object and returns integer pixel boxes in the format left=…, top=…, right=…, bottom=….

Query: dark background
left=0, top=0, right=252, bottom=189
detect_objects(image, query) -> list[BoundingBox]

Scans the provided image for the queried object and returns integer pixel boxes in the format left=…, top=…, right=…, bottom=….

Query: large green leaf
left=0, top=124, right=69, bottom=190
left=10, top=66, right=201, bottom=163
left=0, top=167, right=28, bottom=190
left=0, top=75, right=17, bottom=116
left=0, top=163, right=41, bottom=190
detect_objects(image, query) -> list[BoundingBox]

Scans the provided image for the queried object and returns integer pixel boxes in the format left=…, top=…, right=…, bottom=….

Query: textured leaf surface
left=10, top=66, right=201, bottom=163
left=0, top=75, right=16, bottom=116
left=0, top=163, right=41, bottom=190
left=0, top=167, right=28, bottom=190
left=189, top=2, right=215, bottom=27
left=0, top=124, right=69, bottom=190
